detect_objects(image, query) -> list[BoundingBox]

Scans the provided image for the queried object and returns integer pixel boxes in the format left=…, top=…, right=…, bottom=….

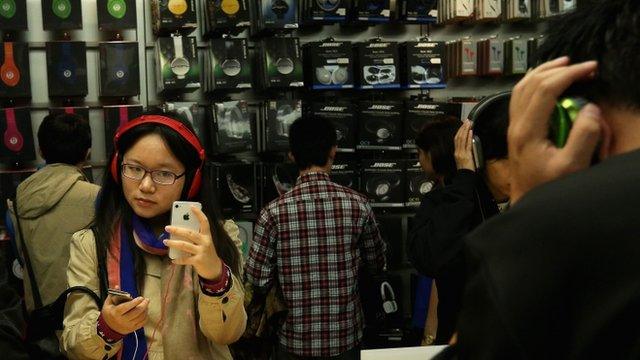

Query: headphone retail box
left=304, top=40, right=354, bottom=90
left=161, top=102, right=209, bottom=150
left=42, top=0, right=82, bottom=30
left=477, top=37, right=504, bottom=76
left=211, top=162, right=257, bottom=215
left=331, top=161, right=358, bottom=190
left=475, top=0, right=501, bottom=21
left=404, top=101, right=461, bottom=148
left=460, top=39, right=477, bottom=76
left=405, top=159, right=434, bottom=206
left=99, top=42, right=140, bottom=97
left=0, top=42, right=31, bottom=98
left=211, top=100, right=253, bottom=154
left=357, top=101, right=403, bottom=150
left=403, top=41, right=446, bottom=89
left=258, top=99, right=302, bottom=152
left=45, top=42, right=88, bottom=98
left=0, top=170, right=36, bottom=223
left=504, top=38, right=528, bottom=75
left=356, top=41, right=401, bottom=89
left=205, top=38, right=251, bottom=92
left=259, top=162, right=299, bottom=205
left=49, top=106, right=90, bottom=121
left=361, top=159, right=405, bottom=207
left=201, top=0, right=251, bottom=36
left=259, top=37, right=304, bottom=89
left=0, top=107, right=35, bottom=167
left=401, top=0, right=437, bottom=23
left=97, top=0, right=137, bottom=30
left=151, top=0, right=197, bottom=34
left=353, top=0, right=392, bottom=22
left=236, top=220, right=253, bottom=257
left=155, top=36, right=200, bottom=93
left=308, top=101, right=357, bottom=152
left=302, top=0, right=348, bottom=23
left=0, top=0, right=27, bottom=30
left=255, top=0, right=298, bottom=31
left=103, top=105, right=144, bottom=155
left=506, top=0, right=530, bottom=20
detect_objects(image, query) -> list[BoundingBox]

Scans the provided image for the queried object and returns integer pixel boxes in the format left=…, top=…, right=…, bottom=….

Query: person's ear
left=288, top=151, right=295, bottom=163
left=329, top=146, right=337, bottom=160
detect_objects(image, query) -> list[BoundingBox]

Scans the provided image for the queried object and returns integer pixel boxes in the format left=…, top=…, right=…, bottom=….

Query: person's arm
left=359, top=205, right=387, bottom=273
left=244, top=207, right=278, bottom=291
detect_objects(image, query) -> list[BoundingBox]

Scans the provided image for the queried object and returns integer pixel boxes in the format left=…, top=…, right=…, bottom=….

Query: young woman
left=61, top=113, right=246, bottom=359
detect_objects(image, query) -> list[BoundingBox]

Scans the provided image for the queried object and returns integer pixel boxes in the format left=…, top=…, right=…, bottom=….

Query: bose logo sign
left=367, top=43, right=389, bottom=48
left=371, top=163, right=395, bottom=168
left=369, top=105, right=394, bottom=110
left=320, top=43, right=343, bottom=47
left=321, top=106, right=347, bottom=112
left=415, top=43, right=438, bottom=48
left=414, top=104, right=438, bottom=110
left=332, top=165, right=348, bottom=170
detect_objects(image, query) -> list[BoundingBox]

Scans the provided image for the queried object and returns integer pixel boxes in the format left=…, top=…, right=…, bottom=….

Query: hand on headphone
left=454, top=120, right=475, bottom=171
left=508, top=57, right=610, bottom=204
left=163, top=206, right=224, bottom=281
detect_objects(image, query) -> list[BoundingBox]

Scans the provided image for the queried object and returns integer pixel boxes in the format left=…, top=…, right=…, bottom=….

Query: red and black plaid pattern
left=246, top=172, right=386, bottom=357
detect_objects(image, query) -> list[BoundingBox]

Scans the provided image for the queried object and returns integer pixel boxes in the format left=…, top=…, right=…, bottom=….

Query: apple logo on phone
left=183, top=213, right=190, bottom=221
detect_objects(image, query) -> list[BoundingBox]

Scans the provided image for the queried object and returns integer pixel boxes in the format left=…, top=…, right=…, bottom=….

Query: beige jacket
left=61, top=222, right=247, bottom=360
left=7, top=164, right=100, bottom=312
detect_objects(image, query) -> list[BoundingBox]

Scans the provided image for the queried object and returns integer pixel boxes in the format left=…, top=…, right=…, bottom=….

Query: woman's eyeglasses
left=121, top=164, right=185, bottom=185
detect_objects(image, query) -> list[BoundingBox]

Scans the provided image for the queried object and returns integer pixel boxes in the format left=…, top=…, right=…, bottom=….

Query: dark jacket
left=407, top=169, right=499, bottom=344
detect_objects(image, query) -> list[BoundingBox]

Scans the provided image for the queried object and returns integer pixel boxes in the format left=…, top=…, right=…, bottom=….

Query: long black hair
left=94, top=111, right=240, bottom=285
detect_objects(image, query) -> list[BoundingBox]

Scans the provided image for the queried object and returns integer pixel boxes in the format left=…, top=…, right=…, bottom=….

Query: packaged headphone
left=308, top=101, right=357, bottom=152
left=103, top=105, right=144, bottom=156
left=97, top=0, right=137, bottom=30
left=49, top=106, right=89, bottom=120
left=0, top=0, right=27, bottom=30
left=361, top=159, right=405, bottom=207
left=162, top=102, right=209, bottom=150
left=259, top=162, right=299, bottom=205
left=0, top=107, right=35, bottom=167
left=211, top=162, right=256, bottom=215
left=477, top=37, right=504, bottom=76
left=357, top=101, right=403, bottom=150
left=504, top=38, right=528, bottom=75
left=259, top=37, right=304, bottom=89
left=211, top=100, right=253, bottom=154
left=201, top=0, right=251, bottom=36
left=401, top=0, right=437, bottom=23
left=0, top=42, right=30, bottom=98
left=405, top=159, right=434, bottom=205
left=41, top=0, right=82, bottom=30
left=353, top=0, right=393, bottom=22
left=330, top=161, right=358, bottom=189
left=45, top=41, right=88, bottom=98
left=356, top=40, right=401, bottom=89
left=257, top=99, right=302, bottom=152
left=475, top=0, right=501, bottom=21
left=204, top=38, right=251, bottom=92
left=99, top=42, right=140, bottom=97
left=505, top=0, right=530, bottom=20
left=304, top=39, right=354, bottom=90
left=466, top=91, right=511, bottom=170
left=155, top=36, right=200, bottom=93
left=403, top=101, right=460, bottom=149
left=302, top=0, right=349, bottom=23
left=402, top=40, right=446, bottom=89
left=151, top=0, right=197, bottom=34
left=254, top=0, right=298, bottom=33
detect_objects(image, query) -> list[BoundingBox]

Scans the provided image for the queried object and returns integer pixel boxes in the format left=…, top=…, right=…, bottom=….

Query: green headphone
left=0, top=0, right=16, bottom=19
left=107, top=0, right=127, bottom=19
left=52, top=0, right=72, bottom=19
left=550, top=97, right=586, bottom=148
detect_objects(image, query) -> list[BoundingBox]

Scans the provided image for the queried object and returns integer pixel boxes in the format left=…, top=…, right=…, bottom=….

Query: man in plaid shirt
left=245, top=117, right=387, bottom=359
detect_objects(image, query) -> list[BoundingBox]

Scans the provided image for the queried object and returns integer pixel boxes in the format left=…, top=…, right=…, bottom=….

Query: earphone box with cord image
left=0, top=107, right=35, bottom=167
left=360, top=159, right=405, bottom=207
left=357, top=101, right=403, bottom=150
left=405, top=159, right=435, bottom=206
left=504, top=38, right=528, bottom=76
left=207, top=38, right=252, bottom=91
left=155, top=36, right=200, bottom=93
left=0, top=42, right=31, bottom=98
left=235, top=221, right=253, bottom=258
left=210, top=100, right=253, bottom=154
left=103, top=105, right=144, bottom=156
left=401, top=0, right=437, bottom=23
left=42, top=0, right=82, bottom=30
left=210, top=162, right=257, bottom=215
left=330, top=161, right=359, bottom=190
left=308, top=101, right=357, bottom=152
left=45, top=41, right=88, bottom=98
left=303, top=0, right=349, bottom=23
left=97, top=0, right=137, bottom=31
left=0, top=0, right=27, bottom=30
left=304, top=40, right=354, bottom=90
left=162, top=102, right=210, bottom=152
left=98, top=42, right=140, bottom=97
left=151, top=0, right=197, bottom=34
left=260, top=37, right=304, bottom=89
left=201, top=0, right=251, bottom=35
left=261, top=99, right=302, bottom=152
left=402, top=41, right=446, bottom=89
left=257, top=0, right=298, bottom=31
left=258, top=162, right=299, bottom=206
left=403, top=101, right=461, bottom=148
left=355, top=41, right=401, bottom=89
left=353, top=0, right=392, bottom=22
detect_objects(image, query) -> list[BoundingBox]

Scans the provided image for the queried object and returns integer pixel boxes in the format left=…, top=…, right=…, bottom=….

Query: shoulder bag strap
left=11, top=197, right=43, bottom=308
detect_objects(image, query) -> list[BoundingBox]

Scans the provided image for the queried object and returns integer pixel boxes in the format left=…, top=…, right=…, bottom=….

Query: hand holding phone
left=168, top=201, right=202, bottom=260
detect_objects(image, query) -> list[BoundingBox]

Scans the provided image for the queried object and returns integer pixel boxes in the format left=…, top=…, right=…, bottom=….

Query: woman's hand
left=454, top=120, right=476, bottom=171
left=101, top=293, right=149, bottom=335
left=164, top=206, right=223, bottom=281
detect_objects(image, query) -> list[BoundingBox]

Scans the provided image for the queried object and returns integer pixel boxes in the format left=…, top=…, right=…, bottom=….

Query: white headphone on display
left=381, top=281, right=398, bottom=314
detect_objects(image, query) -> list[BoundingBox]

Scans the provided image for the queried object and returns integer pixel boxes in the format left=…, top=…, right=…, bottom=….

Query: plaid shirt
left=245, top=172, right=387, bottom=357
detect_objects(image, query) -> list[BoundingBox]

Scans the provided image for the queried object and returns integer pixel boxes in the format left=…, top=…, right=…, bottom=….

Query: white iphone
left=168, top=201, right=202, bottom=260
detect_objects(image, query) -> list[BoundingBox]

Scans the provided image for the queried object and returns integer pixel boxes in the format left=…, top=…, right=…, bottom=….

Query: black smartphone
left=108, top=288, right=133, bottom=305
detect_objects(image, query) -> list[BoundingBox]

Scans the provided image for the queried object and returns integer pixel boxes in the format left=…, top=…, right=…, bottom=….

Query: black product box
left=403, top=41, right=446, bottom=89
left=303, top=0, right=348, bottom=23
left=357, top=101, right=403, bottom=150
left=401, top=0, right=437, bottom=23
left=42, top=0, right=82, bottom=30
left=97, top=0, right=137, bottom=30
left=162, top=102, right=209, bottom=150
left=211, top=162, right=257, bottom=215
left=45, top=41, right=88, bottom=98
left=0, top=170, right=36, bottom=225
left=305, top=40, right=354, bottom=90
left=99, top=42, right=140, bottom=97
left=155, top=36, right=200, bottom=93
left=0, top=107, right=35, bottom=167
left=259, top=162, right=299, bottom=205
left=308, top=101, right=356, bottom=152
left=0, top=0, right=27, bottom=30
left=261, top=37, right=304, bottom=89
left=151, top=0, right=197, bottom=34
left=405, top=159, right=434, bottom=206
left=103, top=105, right=144, bottom=155
left=356, top=41, right=400, bottom=89
left=206, top=38, right=251, bottom=92
left=360, top=159, right=405, bottom=207
left=354, top=0, right=392, bottom=22
left=331, top=161, right=358, bottom=190
left=202, top=0, right=251, bottom=35
left=49, top=106, right=90, bottom=121
left=259, top=99, right=302, bottom=152
left=211, top=100, right=253, bottom=154
left=404, top=101, right=461, bottom=148
left=258, top=0, right=298, bottom=30
left=0, top=42, right=31, bottom=98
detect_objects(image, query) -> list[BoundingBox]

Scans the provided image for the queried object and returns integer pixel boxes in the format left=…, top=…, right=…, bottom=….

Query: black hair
left=415, top=117, right=460, bottom=179
left=536, top=0, right=640, bottom=109
left=37, top=113, right=91, bottom=165
left=94, top=110, right=240, bottom=285
left=473, top=96, right=510, bottom=161
left=289, top=117, right=337, bottom=171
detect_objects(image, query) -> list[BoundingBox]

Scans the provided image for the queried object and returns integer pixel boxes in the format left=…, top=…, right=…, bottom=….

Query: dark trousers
left=273, top=345, right=360, bottom=360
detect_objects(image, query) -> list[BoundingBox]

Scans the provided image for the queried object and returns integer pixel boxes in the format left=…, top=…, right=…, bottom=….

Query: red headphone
left=109, top=114, right=205, bottom=199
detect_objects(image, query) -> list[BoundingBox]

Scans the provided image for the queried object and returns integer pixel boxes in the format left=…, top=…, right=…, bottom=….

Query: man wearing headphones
left=407, top=93, right=511, bottom=345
